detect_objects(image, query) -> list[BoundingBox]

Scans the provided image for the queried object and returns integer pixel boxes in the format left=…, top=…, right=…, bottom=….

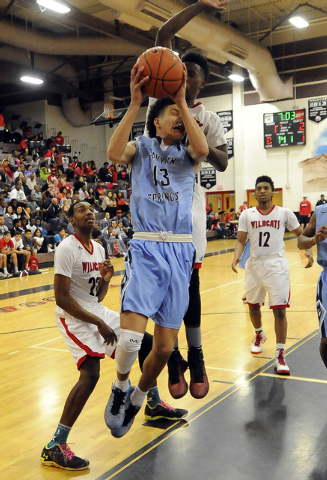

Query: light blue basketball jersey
left=130, top=136, right=195, bottom=234
left=316, top=204, right=327, bottom=268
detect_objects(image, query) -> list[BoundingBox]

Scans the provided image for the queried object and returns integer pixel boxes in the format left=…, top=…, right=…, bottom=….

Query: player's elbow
left=107, top=147, right=120, bottom=164
left=196, top=145, right=210, bottom=163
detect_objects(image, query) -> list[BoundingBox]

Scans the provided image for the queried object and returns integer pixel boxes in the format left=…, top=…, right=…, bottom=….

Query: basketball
left=137, top=47, right=184, bottom=99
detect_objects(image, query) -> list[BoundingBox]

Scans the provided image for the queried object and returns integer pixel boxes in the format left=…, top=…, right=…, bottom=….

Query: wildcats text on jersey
left=251, top=220, right=281, bottom=229
left=82, top=261, right=101, bottom=273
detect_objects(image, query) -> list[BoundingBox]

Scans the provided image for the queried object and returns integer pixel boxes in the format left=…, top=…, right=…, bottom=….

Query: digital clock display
left=263, top=109, right=306, bottom=148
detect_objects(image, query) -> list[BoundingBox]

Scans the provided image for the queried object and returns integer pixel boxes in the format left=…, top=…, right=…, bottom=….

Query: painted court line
left=206, top=366, right=251, bottom=374
left=30, top=336, right=62, bottom=348
left=260, top=372, right=327, bottom=384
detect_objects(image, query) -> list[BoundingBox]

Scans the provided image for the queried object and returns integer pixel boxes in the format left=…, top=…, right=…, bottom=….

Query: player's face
left=184, top=62, right=205, bottom=102
left=71, top=202, right=95, bottom=228
left=155, top=105, right=185, bottom=142
left=254, top=182, right=273, bottom=204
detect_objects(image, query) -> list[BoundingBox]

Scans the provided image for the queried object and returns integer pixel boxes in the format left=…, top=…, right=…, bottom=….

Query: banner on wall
left=130, top=122, right=145, bottom=140
left=217, top=110, right=233, bottom=134
left=200, top=167, right=216, bottom=190
left=308, top=98, right=327, bottom=123
left=226, top=138, right=234, bottom=159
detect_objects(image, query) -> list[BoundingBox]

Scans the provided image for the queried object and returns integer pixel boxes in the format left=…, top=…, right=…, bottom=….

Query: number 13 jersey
left=54, top=234, right=105, bottom=307
left=238, top=205, right=299, bottom=257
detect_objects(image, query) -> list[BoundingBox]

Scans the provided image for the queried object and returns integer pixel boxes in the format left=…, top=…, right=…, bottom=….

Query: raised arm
left=107, top=63, right=148, bottom=165
left=156, top=0, right=229, bottom=48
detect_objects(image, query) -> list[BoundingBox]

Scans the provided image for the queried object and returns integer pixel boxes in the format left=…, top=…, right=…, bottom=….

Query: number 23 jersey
left=238, top=205, right=299, bottom=257
left=54, top=234, right=105, bottom=307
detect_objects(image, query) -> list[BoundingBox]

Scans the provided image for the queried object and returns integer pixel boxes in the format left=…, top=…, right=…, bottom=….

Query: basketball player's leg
left=316, top=271, right=327, bottom=368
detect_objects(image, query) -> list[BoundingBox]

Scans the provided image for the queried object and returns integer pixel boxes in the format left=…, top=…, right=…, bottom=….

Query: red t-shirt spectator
left=299, top=199, right=311, bottom=216
left=0, top=237, right=14, bottom=251
left=225, top=212, right=233, bottom=223
left=54, top=133, right=64, bottom=145
left=3, top=165, right=13, bottom=180
left=74, top=166, right=85, bottom=178
left=19, top=139, right=28, bottom=150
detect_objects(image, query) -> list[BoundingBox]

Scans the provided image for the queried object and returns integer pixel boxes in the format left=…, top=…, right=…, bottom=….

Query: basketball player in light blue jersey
left=104, top=61, right=209, bottom=438
left=298, top=206, right=327, bottom=370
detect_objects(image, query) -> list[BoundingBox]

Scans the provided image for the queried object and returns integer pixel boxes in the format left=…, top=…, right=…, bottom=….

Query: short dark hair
left=181, top=50, right=210, bottom=83
left=14, top=230, right=21, bottom=236
left=146, top=97, right=176, bottom=138
left=68, top=200, right=92, bottom=218
left=255, top=175, right=274, bottom=191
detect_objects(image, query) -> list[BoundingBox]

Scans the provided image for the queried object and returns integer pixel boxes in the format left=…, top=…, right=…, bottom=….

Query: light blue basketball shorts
left=121, top=239, right=195, bottom=329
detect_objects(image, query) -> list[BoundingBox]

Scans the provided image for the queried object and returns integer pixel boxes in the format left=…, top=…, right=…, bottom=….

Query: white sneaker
left=251, top=331, right=267, bottom=354
left=275, top=349, right=290, bottom=375
left=48, top=248, right=54, bottom=252
left=0, top=272, right=6, bottom=278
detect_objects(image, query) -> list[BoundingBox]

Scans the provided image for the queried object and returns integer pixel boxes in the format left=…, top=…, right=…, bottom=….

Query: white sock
left=276, top=343, right=285, bottom=353
left=3, top=268, right=8, bottom=274
left=255, top=328, right=263, bottom=333
left=131, top=385, right=147, bottom=408
left=14, top=266, right=18, bottom=273
left=114, top=378, right=130, bottom=392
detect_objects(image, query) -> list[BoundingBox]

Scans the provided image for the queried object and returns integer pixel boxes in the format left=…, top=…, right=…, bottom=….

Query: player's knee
left=152, top=343, right=174, bottom=364
left=116, top=329, right=144, bottom=374
left=320, top=338, right=327, bottom=369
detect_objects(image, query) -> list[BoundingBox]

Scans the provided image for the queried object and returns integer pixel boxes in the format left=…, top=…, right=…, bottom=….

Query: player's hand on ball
left=100, top=259, right=114, bottom=282
left=98, top=320, right=117, bottom=345
left=130, top=62, right=149, bottom=105
left=200, top=0, right=229, bottom=10
left=170, top=64, right=187, bottom=104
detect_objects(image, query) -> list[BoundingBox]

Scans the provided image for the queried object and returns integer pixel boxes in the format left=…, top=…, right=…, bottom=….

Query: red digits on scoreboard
left=299, top=122, right=305, bottom=131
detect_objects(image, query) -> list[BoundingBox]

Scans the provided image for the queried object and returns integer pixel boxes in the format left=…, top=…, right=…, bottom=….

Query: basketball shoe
left=188, top=346, right=209, bottom=399
left=40, top=443, right=89, bottom=470
left=104, top=385, right=129, bottom=430
left=111, top=387, right=140, bottom=438
left=167, top=348, right=188, bottom=399
left=275, top=348, right=290, bottom=375
left=144, top=400, right=188, bottom=421
left=251, top=331, right=267, bottom=354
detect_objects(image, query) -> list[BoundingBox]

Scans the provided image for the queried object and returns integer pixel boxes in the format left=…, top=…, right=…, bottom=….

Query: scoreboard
left=263, top=109, right=306, bottom=148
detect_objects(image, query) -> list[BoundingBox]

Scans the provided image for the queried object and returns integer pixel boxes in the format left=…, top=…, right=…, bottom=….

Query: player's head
left=181, top=50, right=209, bottom=102
left=146, top=97, right=185, bottom=143
left=68, top=201, right=95, bottom=230
left=255, top=175, right=274, bottom=204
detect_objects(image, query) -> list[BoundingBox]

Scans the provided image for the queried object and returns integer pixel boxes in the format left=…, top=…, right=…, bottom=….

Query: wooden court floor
left=1, top=236, right=325, bottom=480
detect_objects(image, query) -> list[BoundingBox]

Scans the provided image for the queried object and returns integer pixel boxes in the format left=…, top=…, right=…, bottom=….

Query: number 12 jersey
left=238, top=205, right=299, bottom=257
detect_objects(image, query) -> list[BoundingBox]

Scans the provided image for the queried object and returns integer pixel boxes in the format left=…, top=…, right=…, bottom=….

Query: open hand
left=200, top=0, right=229, bottom=10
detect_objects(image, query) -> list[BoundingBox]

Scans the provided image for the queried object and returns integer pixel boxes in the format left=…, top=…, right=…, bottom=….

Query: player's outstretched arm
left=231, top=230, right=247, bottom=273
left=107, top=63, right=148, bottom=165
left=156, top=0, right=229, bottom=48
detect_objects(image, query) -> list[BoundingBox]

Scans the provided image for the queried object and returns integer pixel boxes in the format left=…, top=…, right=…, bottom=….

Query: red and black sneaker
left=40, top=443, right=89, bottom=470
left=188, top=346, right=209, bottom=399
left=167, top=348, right=189, bottom=399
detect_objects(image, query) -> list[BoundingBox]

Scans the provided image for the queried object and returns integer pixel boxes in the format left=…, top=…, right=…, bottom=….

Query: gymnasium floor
left=1, top=236, right=326, bottom=480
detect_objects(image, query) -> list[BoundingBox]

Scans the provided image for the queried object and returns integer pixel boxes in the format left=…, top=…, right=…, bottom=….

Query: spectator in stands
left=0, top=166, right=12, bottom=185
left=225, top=208, right=235, bottom=224
left=209, top=213, right=224, bottom=239
left=0, top=200, right=7, bottom=216
left=46, top=198, right=60, bottom=232
left=116, top=190, right=129, bottom=213
left=109, top=163, right=118, bottom=184
left=54, top=227, right=68, bottom=246
left=238, top=201, right=248, bottom=217
left=71, top=191, right=80, bottom=206
left=98, top=161, right=112, bottom=183
left=122, top=211, right=134, bottom=239
left=57, top=186, right=68, bottom=204
left=54, top=131, right=64, bottom=146
left=78, top=184, right=92, bottom=203
left=12, top=231, right=31, bottom=272
left=9, top=181, right=27, bottom=206
left=112, top=209, right=124, bottom=224
left=0, top=231, right=21, bottom=277
left=33, top=228, right=55, bottom=253
left=11, top=218, right=25, bottom=236
left=21, top=176, right=32, bottom=197
left=23, top=229, right=37, bottom=257
left=66, top=220, right=75, bottom=236
left=100, top=212, right=111, bottom=231
left=26, top=217, right=37, bottom=235
left=96, top=180, right=107, bottom=203
left=117, top=220, right=130, bottom=246
left=32, top=184, right=42, bottom=204
left=3, top=123, right=13, bottom=143
left=101, top=190, right=116, bottom=216
left=40, top=191, right=52, bottom=219
left=19, top=136, right=28, bottom=152
left=13, top=166, right=22, bottom=181
left=84, top=161, right=97, bottom=182
left=65, top=155, right=78, bottom=181
left=118, top=165, right=129, bottom=182
left=40, top=163, right=51, bottom=181
left=54, top=149, right=64, bottom=171
left=0, top=214, right=9, bottom=238
left=74, top=161, right=85, bottom=179
left=44, top=146, right=56, bottom=165
left=58, top=204, right=70, bottom=230
left=4, top=205, right=14, bottom=230
left=2, top=159, right=14, bottom=182
left=87, top=186, right=99, bottom=210
left=100, top=225, right=118, bottom=258
left=316, top=194, right=327, bottom=206
left=73, top=175, right=86, bottom=193
left=26, top=172, right=37, bottom=191
left=91, top=222, right=102, bottom=246
left=24, top=165, right=35, bottom=178
left=30, top=154, right=40, bottom=175
left=59, top=193, right=72, bottom=208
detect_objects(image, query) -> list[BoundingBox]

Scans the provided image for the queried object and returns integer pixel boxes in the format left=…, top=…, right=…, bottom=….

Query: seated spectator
left=9, top=181, right=27, bottom=206
left=87, top=186, right=99, bottom=210
left=23, top=229, right=37, bottom=257
left=43, top=146, right=56, bottom=165
left=99, top=212, right=111, bottom=230
left=33, top=228, right=55, bottom=253
left=74, top=162, right=85, bottom=179
left=24, top=165, right=35, bottom=178
left=78, top=184, right=91, bottom=203
left=66, top=155, right=78, bottom=181
left=30, top=154, right=40, bottom=174
left=0, top=166, right=12, bottom=185
left=209, top=213, right=224, bottom=239
left=57, top=186, right=68, bottom=204
left=11, top=218, right=25, bottom=236
left=84, top=161, right=97, bottom=182
left=4, top=205, right=14, bottom=230
left=100, top=225, right=125, bottom=258
left=26, top=172, right=37, bottom=191
left=0, top=214, right=9, bottom=238
left=118, top=165, right=129, bottom=182
left=54, top=227, right=68, bottom=246
left=12, top=230, right=31, bottom=272
left=39, top=164, right=51, bottom=181
left=91, top=223, right=102, bottom=246
left=46, top=198, right=60, bottom=232
left=0, top=199, right=7, bottom=216
left=116, top=190, right=129, bottom=213
left=98, top=162, right=112, bottom=183
left=21, top=176, right=32, bottom=198
left=109, top=163, right=118, bottom=183
left=101, top=190, right=117, bottom=215
left=225, top=208, right=235, bottom=224
left=2, top=159, right=14, bottom=182
left=117, top=221, right=130, bottom=246
left=12, top=205, right=29, bottom=222
left=58, top=205, right=70, bottom=230
left=19, top=137, right=28, bottom=152
left=96, top=181, right=107, bottom=203
left=71, top=191, right=81, bottom=206
left=73, top=175, right=86, bottom=193
left=112, top=209, right=124, bottom=224
left=59, top=193, right=72, bottom=207
left=122, top=212, right=134, bottom=239
left=0, top=231, right=22, bottom=276
left=54, top=131, right=64, bottom=146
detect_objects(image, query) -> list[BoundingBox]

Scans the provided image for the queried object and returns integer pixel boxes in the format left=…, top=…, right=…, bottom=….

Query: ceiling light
left=36, top=0, right=70, bottom=14
left=228, top=73, right=244, bottom=82
left=20, top=76, right=44, bottom=85
left=289, top=16, right=309, bottom=28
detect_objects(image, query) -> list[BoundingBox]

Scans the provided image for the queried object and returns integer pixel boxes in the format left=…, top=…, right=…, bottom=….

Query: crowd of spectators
left=0, top=125, right=132, bottom=277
